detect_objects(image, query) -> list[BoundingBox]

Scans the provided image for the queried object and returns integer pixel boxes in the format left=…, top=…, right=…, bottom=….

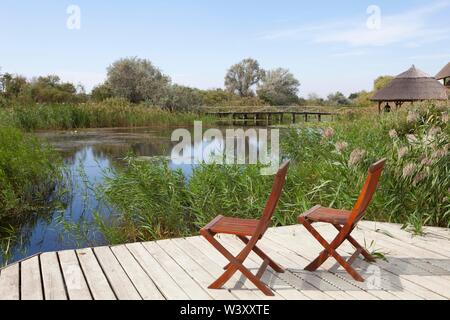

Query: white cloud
left=261, top=0, right=450, bottom=47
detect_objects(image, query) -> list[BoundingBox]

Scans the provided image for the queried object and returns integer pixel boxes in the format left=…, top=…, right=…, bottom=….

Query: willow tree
left=224, top=58, right=264, bottom=97
left=107, top=57, right=170, bottom=103
left=257, top=68, right=300, bottom=105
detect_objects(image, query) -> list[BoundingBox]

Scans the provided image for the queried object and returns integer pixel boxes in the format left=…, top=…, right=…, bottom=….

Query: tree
left=91, top=82, right=113, bottom=101
left=257, top=68, right=300, bottom=105
left=106, top=57, right=170, bottom=103
left=0, top=72, right=28, bottom=99
left=224, top=58, right=264, bottom=97
left=29, top=75, right=79, bottom=103
left=307, top=93, right=325, bottom=106
left=160, top=85, right=202, bottom=112
left=348, top=92, right=359, bottom=100
left=327, top=91, right=350, bottom=106
left=199, top=89, right=234, bottom=106
left=374, top=75, right=393, bottom=91
left=350, top=90, right=372, bottom=108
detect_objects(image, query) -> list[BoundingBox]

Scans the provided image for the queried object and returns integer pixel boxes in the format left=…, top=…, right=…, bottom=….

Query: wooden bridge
left=205, top=111, right=337, bottom=125
left=1, top=221, right=450, bottom=300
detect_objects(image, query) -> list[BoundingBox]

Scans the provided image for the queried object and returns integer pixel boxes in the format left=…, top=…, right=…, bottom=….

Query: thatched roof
left=435, top=62, right=450, bottom=80
left=371, top=65, right=448, bottom=102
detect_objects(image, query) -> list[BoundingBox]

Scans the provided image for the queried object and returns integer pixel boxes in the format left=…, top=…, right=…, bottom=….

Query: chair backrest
left=255, top=160, right=290, bottom=237
left=348, top=159, right=386, bottom=227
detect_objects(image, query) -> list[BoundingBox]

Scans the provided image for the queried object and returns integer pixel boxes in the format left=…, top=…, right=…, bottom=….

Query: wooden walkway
left=1, top=221, right=450, bottom=300
left=206, top=111, right=337, bottom=124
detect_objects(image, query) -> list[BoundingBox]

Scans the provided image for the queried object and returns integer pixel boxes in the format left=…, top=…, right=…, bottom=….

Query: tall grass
left=97, top=103, right=449, bottom=244
left=0, top=98, right=214, bottom=131
left=0, top=126, right=65, bottom=264
left=0, top=127, right=64, bottom=217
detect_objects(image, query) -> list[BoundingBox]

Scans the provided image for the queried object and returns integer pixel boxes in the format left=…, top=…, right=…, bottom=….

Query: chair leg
left=299, top=218, right=334, bottom=270
left=299, top=218, right=365, bottom=282
left=201, top=229, right=275, bottom=296
left=327, top=248, right=365, bottom=282
left=238, top=264, right=274, bottom=296
left=237, top=236, right=285, bottom=273
left=304, top=250, right=329, bottom=271
left=209, top=265, right=239, bottom=289
left=334, top=225, right=376, bottom=262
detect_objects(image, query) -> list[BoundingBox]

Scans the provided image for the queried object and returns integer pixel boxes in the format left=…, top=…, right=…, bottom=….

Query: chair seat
left=301, top=205, right=352, bottom=225
left=204, top=215, right=259, bottom=237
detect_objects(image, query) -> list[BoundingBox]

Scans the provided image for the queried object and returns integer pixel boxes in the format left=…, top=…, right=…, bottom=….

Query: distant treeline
left=0, top=57, right=393, bottom=111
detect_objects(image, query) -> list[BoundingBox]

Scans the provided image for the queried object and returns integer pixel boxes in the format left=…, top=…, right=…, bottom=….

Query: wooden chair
left=298, top=159, right=386, bottom=282
left=200, top=161, right=290, bottom=296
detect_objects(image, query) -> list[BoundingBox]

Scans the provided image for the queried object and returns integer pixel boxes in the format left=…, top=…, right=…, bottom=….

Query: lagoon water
left=1, top=125, right=280, bottom=265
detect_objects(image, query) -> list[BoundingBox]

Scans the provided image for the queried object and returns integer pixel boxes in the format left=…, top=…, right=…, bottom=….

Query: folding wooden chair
left=200, top=161, right=290, bottom=296
left=298, top=159, right=386, bottom=282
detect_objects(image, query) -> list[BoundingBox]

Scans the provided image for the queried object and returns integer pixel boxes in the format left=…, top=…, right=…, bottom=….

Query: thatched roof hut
left=436, top=62, right=450, bottom=87
left=371, top=65, right=448, bottom=112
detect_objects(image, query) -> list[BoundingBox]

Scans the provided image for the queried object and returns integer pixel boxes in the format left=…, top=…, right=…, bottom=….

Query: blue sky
left=0, top=0, right=449, bottom=97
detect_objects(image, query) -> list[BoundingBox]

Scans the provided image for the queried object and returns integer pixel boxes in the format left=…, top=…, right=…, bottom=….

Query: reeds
left=99, top=103, right=449, bottom=243
left=0, top=127, right=64, bottom=218
left=0, top=99, right=214, bottom=131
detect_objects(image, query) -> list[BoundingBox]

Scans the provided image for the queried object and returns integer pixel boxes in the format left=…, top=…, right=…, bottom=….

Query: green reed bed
left=98, top=104, right=449, bottom=244
left=0, top=127, right=64, bottom=217
left=0, top=99, right=214, bottom=131
left=0, top=126, right=65, bottom=263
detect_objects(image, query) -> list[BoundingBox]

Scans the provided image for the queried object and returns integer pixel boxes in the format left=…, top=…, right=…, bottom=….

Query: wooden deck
left=1, top=221, right=450, bottom=300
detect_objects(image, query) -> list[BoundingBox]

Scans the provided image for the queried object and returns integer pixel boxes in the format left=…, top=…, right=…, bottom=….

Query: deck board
left=2, top=221, right=450, bottom=300
left=76, top=248, right=116, bottom=300
left=40, top=252, right=67, bottom=300
left=93, top=246, right=141, bottom=300
left=0, top=263, right=20, bottom=300
left=142, top=241, right=212, bottom=300
left=20, top=256, right=44, bottom=300
left=110, top=245, right=165, bottom=300
left=58, top=250, right=92, bottom=300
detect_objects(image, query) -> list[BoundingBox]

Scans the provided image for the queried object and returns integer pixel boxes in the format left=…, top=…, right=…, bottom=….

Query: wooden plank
left=58, top=250, right=92, bottom=300
left=217, top=236, right=313, bottom=300
left=266, top=226, right=405, bottom=299
left=221, top=235, right=352, bottom=300
left=20, top=256, right=44, bottom=300
left=93, top=246, right=141, bottom=300
left=342, top=225, right=450, bottom=286
left=172, top=238, right=262, bottom=300
left=76, top=248, right=116, bottom=300
left=262, top=232, right=386, bottom=300
left=110, top=245, right=164, bottom=300
left=6, top=222, right=450, bottom=300
left=186, top=236, right=281, bottom=300
left=126, top=242, right=187, bottom=300
left=142, top=241, right=213, bottom=300
left=40, top=252, right=67, bottom=300
left=360, top=222, right=450, bottom=258
left=270, top=225, right=447, bottom=300
left=157, top=239, right=236, bottom=300
left=0, top=263, right=20, bottom=300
